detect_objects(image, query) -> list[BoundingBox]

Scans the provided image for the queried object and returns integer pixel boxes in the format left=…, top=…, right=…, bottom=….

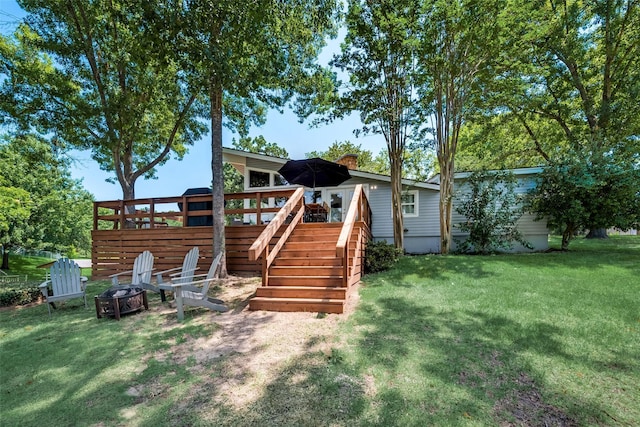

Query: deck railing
left=336, top=184, right=372, bottom=287
left=93, top=189, right=298, bottom=230
left=247, top=187, right=305, bottom=286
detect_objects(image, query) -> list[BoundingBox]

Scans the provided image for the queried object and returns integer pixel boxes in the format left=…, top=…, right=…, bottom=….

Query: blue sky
left=1, top=1, right=387, bottom=200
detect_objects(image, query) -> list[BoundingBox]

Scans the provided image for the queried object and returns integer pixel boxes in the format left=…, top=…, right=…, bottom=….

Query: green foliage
left=0, top=186, right=32, bottom=246
left=455, top=170, right=531, bottom=254
left=528, top=156, right=640, bottom=250
left=370, top=142, right=436, bottom=181
left=364, top=240, right=403, bottom=274
left=306, top=140, right=374, bottom=169
left=333, top=0, right=428, bottom=249
left=161, top=0, right=339, bottom=273
left=232, top=135, right=289, bottom=159
left=1, top=2, right=207, bottom=199
left=459, top=1, right=639, bottom=179
left=0, top=285, right=41, bottom=306
left=0, top=135, right=93, bottom=260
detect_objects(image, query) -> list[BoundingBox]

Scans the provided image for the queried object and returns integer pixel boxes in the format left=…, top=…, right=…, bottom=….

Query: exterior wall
left=369, top=183, right=442, bottom=253
left=227, top=150, right=549, bottom=253
left=246, top=157, right=286, bottom=171
left=450, top=175, right=549, bottom=252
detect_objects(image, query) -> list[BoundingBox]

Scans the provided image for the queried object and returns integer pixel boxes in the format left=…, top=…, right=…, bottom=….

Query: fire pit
left=95, top=286, right=148, bottom=320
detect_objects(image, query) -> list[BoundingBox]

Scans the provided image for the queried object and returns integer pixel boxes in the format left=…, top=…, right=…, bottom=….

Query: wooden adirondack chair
left=109, top=250, right=155, bottom=290
left=39, top=258, right=87, bottom=317
left=168, top=253, right=227, bottom=321
left=156, top=247, right=200, bottom=302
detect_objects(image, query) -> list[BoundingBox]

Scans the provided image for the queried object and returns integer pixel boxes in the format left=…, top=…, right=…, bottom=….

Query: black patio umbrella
left=278, top=158, right=352, bottom=189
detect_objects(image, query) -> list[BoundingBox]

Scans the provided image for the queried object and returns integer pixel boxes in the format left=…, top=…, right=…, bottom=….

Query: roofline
left=222, top=147, right=440, bottom=191
left=427, top=167, right=545, bottom=184
left=223, top=146, right=289, bottom=164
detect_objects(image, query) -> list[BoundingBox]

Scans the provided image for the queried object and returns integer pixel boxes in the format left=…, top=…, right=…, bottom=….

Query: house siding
left=451, top=175, right=549, bottom=252
left=246, top=157, right=286, bottom=171
left=369, top=184, right=442, bottom=253
left=224, top=149, right=549, bottom=253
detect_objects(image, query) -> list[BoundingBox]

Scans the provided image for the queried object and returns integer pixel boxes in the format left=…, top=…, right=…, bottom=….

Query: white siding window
left=401, top=191, right=419, bottom=217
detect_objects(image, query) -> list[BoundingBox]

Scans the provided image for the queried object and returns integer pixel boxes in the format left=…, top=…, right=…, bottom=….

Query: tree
left=529, top=155, right=640, bottom=250
left=332, top=0, right=425, bottom=250
left=417, top=0, right=508, bottom=254
left=162, top=0, right=338, bottom=275
left=465, top=0, right=640, bottom=244
left=0, top=135, right=93, bottom=269
left=233, top=135, right=289, bottom=159
left=0, top=186, right=32, bottom=270
left=455, top=170, right=531, bottom=254
left=306, top=140, right=374, bottom=169
left=0, top=1, right=206, bottom=203
left=370, top=142, right=436, bottom=181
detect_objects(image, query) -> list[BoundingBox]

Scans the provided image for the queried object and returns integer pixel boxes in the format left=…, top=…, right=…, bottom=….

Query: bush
left=0, top=285, right=42, bottom=306
left=455, top=170, right=532, bottom=254
left=365, top=240, right=403, bottom=273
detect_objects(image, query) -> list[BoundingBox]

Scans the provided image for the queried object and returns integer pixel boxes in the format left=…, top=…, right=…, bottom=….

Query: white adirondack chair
left=156, top=247, right=200, bottom=302
left=109, top=250, right=155, bottom=290
left=39, top=258, right=87, bottom=317
left=168, top=253, right=227, bottom=321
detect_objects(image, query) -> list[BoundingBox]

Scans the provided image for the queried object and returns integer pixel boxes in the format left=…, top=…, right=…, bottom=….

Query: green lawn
left=0, top=236, right=638, bottom=426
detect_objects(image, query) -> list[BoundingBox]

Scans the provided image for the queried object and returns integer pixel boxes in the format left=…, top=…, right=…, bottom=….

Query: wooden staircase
left=247, top=185, right=371, bottom=314
left=249, top=223, right=355, bottom=313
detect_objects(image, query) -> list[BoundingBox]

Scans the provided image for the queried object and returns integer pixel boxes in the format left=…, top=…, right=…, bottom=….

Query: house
left=223, top=148, right=549, bottom=253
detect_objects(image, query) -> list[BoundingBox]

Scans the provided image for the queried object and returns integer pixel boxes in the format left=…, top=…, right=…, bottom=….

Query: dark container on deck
left=179, top=187, right=213, bottom=226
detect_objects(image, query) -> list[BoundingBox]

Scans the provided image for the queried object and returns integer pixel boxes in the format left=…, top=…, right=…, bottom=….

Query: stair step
left=249, top=297, right=345, bottom=313
left=255, top=286, right=347, bottom=299
left=282, top=241, right=337, bottom=249
left=273, top=257, right=343, bottom=267
left=268, top=275, right=344, bottom=287
left=270, top=265, right=343, bottom=276
left=278, top=248, right=338, bottom=257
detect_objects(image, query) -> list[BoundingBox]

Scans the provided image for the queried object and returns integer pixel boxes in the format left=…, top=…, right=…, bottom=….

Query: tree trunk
left=121, top=177, right=137, bottom=229
left=439, top=159, right=454, bottom=254
left=586, top=228, right=608, bottom=239
left=1, top=246, right=9, bottom=270
left=210, top=77, right=227, bottom=277
left=561, top=224, right=576, bottom=250
left=390, top=150, right=404, bottom=250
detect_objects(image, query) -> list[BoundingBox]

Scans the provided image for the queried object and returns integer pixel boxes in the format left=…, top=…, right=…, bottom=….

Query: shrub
left=365, top=240, right=403, bottom=273
left=455, top=170, right=532, bottom=254
left=0, top=285, right=42, bottom=306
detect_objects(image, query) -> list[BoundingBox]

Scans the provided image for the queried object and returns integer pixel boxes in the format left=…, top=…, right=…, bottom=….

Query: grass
left=0, top=236, right=638, bottom=426
left=1, top=255, right=54, bottom=281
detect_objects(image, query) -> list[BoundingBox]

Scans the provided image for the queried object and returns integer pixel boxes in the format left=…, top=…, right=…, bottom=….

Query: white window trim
left=400, top=190, right=420, bottom=218
left=245, top=167, right=291, bottom=190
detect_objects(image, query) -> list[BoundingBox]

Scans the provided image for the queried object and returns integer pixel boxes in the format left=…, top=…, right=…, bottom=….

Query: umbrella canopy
left=278, top=158, right=352, bottom=188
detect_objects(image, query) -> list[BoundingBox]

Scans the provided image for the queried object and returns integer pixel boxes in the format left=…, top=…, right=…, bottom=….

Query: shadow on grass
left=340, top=297, right=613, bottom=426
left=365, top=254, right=496, bottom=284
left=365, top=235, right=640, bottom=287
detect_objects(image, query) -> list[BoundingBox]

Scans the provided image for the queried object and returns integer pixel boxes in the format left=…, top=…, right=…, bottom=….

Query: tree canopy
left=332, top=0, right=425, bottom=249
left=154, top=0, right=339, bottom=274
left=0, top=1, right=207, bottom=201
left=0, top=135, right=93, bottom=269
left=441, top=0, right=639, bottom=247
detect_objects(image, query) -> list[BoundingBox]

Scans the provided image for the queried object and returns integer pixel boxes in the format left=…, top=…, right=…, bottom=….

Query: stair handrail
left=248, top=187, right=305, bottom=262
left=336, top=185, right=370, bottom=287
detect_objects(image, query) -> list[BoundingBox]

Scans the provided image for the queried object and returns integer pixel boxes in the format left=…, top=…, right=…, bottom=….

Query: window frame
left=399, top=190, right=419, bottom=218
left=245, top=167, right=290, bottom=190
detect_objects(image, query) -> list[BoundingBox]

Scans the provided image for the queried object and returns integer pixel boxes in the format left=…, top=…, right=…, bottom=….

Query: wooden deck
left=92, top=187, right=371, bottom=313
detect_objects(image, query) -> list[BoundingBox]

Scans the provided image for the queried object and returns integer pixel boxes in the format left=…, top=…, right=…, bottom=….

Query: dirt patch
left=146, top=275, right=360, bottom=410
left=494, top=372, right=578, bottom=427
